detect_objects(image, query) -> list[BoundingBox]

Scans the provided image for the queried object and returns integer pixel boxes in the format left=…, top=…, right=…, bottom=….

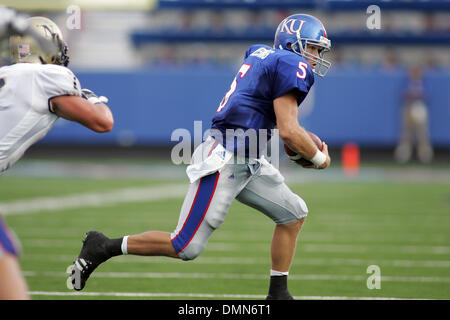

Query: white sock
left=270, top=269, right=289, bottom=277
left=121, top=235, right=129, bottom=255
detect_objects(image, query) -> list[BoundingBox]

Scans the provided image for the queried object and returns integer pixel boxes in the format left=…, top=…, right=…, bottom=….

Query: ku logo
left=279, top=19, right=306, bottom=35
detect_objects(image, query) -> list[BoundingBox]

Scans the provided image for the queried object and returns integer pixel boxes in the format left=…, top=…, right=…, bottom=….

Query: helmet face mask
left=291, top=31, right=331, bottom=77
left=274, top=14, right=332, bottom=77
left=50, top=32, right=69, bottom=66
left=9, top=16, right=69, bottom=67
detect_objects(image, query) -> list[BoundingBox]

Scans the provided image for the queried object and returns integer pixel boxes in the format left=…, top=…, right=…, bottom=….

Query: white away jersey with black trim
left=0, top=63, right=81, bottom=173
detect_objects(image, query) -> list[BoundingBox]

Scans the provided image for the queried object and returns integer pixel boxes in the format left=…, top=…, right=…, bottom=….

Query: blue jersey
left=211, top=44, right=315, bottom=157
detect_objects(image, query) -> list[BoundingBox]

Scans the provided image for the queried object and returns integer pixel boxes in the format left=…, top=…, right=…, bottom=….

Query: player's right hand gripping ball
left=284, top=131, right=323, bottom=166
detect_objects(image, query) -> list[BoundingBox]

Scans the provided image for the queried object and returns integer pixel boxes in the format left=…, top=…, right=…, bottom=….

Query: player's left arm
left=50, top=95, right=114, bottom=133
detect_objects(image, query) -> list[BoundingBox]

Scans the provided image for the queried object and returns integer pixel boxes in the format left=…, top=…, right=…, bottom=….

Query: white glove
left=81, top=88, right=109, bottom=105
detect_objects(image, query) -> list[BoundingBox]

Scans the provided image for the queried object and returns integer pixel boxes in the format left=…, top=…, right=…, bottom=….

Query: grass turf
left=1, top=176, right=449, bottom=300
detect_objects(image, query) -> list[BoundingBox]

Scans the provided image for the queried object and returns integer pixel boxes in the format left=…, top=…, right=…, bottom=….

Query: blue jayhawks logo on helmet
left=274, top=14, right=332, bottom=77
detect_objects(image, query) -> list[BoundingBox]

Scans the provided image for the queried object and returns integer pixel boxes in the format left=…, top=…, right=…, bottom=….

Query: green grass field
left=1, top=167, right=449, bottom=300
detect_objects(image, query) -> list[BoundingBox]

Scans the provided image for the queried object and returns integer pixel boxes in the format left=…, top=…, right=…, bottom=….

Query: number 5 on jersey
left=217, top=63, right=251, bottom=113
left=297, top=62, right=308, bottom=79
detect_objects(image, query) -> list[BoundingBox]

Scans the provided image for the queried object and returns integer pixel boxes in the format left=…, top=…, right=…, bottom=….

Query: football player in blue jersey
left=70, top=14, right=331, bottom=300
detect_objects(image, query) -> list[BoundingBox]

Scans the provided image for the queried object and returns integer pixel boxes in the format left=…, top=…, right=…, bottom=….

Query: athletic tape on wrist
left=310, top=150, right=327, bottom=166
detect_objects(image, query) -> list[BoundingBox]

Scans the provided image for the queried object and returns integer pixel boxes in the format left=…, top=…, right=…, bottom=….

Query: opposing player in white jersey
left=0, top=14, right=114, bottom=299
left=70, top=14, right=331, bottom=300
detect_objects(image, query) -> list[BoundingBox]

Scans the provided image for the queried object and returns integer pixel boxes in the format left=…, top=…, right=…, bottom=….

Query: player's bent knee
left=205, top=210, right=225, bottom=230
left=275, top=194, right=308, bottom=226
left=293, top=217, right=305, bottom=230
left=178, top=241, right=206, bottom=261
left=294, top=195, right=308, bottom=218
left=282, top=194, right=308, bottom=222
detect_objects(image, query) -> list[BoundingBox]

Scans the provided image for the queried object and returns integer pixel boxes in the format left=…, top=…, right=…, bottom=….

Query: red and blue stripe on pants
left=171, top=172, right=220, bottom=254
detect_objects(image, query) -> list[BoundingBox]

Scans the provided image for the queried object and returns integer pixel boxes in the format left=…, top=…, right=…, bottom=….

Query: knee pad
left=294, top=194, right=308, bottom=218
left=178, top=240, right=206, bottom=261
left=205, top=211, right=225, bottom=230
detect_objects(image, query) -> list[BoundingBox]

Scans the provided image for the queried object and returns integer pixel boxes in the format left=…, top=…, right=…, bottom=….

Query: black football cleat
left=265, top=275, right=294, bottom=300
left=265, top=292, right=294, bottom=300
left=69, top=231, right=112, bottom=291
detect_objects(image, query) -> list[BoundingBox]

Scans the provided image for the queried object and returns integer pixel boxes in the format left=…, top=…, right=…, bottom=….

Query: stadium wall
left=41, top=67, right=450, bottom=148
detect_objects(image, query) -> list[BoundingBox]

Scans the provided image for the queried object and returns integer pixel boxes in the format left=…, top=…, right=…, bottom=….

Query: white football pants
left=170, top=137, right=308, bottom=260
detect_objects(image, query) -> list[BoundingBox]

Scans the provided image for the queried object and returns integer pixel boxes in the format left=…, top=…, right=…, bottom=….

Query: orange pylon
left=342, top=142, right=360, bottom=177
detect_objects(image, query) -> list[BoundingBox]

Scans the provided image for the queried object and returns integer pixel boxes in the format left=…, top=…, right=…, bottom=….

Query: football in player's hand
left=284, top=131, right=323, bottom=166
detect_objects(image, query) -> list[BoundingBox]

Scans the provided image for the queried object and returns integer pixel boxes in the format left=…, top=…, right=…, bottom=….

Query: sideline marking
left=22, top=254, right=450, bottom=268
left=23, top=271, right=450, bottom=283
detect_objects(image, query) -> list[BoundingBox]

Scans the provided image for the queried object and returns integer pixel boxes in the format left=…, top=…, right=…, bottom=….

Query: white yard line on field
left=28, top=291, right=423, bottom=300
left=23, top=271, right=450, bottom=283
left=19, top=238, right=450, bottom=255
left=301, top=244, right=450, bottom=255
left=22, top=253, right=450, bottom=268
left=0, top=183, right=187, bottom=215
